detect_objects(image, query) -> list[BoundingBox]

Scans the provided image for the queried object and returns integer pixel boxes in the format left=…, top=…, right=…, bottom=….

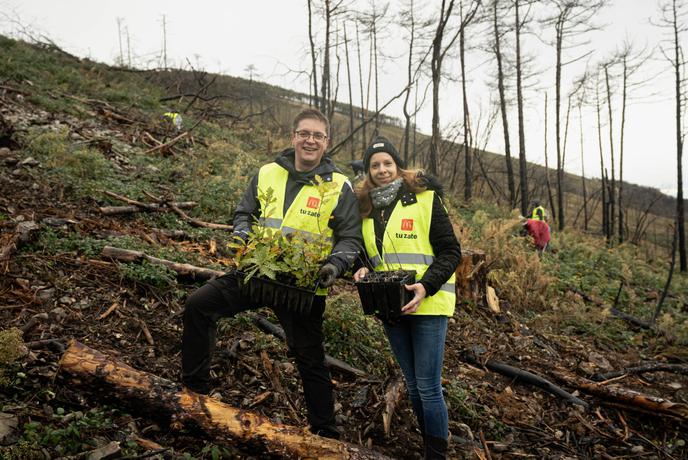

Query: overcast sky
left=0, top=0, right=683, bottom=196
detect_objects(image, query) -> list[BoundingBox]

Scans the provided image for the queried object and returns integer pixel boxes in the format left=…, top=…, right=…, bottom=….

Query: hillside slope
left=1, top=36, right=687, bottom=459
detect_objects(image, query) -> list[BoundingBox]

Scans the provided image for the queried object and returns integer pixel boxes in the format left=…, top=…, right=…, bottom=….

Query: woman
left=353, top=137, right=461, bottom=459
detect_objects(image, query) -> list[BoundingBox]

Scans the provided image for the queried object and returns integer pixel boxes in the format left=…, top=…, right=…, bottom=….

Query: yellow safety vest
left=256, top=162, right=348, bottom=295
left=362, top=190, right=456, bottom=316
left=531, top=206, right=546, bottom=221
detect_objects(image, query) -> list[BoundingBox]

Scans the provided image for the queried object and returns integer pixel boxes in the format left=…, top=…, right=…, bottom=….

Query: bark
left=382, top=377, right=405, bottom=437
left=543, top=92, right=557, bottom=223
left=168, top=202, right=233, bottom=230
left=593, top=363, right=688, bottom=381
left=321, top=0, right=332, bottom=115
left=343, top=22, right=355, bottom=161
left=455, top=249, right=487, bottom=303
left=552, top=368, right=688, bottom=421
left=672, top=0, right=687, bottom=272
left=0, top=220, right=39, bottom=262
left=579, top=105, right=588, bottom=230
left=308, top=0, right=320, bottom=107
left=460, top=352, right=589, bottom=408
left=101, top=246, right=225, bottom=281
left=604, top=64, right=616, bottom=242
left=515, top=0, right=528, bottom=216
left=356, top=22, right=367, bottom=151
left=99, top=202, right=197, bottom=216
left=59, top=340, right=392, bottom=459
left=493, top=0, right=516, bottom=209
left=460, top=4, right=473, bottom=201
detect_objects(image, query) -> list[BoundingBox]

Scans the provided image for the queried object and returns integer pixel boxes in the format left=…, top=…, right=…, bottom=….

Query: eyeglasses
left=294, top=130, right=328, bottom=142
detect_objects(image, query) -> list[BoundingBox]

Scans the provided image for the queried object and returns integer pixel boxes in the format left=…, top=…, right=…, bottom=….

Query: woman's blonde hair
left=355, top=168, right=427, bottom=217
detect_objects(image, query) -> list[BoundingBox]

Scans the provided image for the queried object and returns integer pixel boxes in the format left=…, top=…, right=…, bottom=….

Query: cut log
left=455, top=249, right=487, bottom=303
left=101, top=246, right=224, bottom=281
left=460, top=352, right=589, bottom=408
left=99, top=202, right=197, bottom=216
left=551, top=369, right=688, bottom=421
left=59, top=340, right=391, bottom=459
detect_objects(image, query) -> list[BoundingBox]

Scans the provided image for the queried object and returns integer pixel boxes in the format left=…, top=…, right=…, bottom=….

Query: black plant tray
left=235, top=270, right=318, bottom=315
left=355, top=270, right=416, bottom=321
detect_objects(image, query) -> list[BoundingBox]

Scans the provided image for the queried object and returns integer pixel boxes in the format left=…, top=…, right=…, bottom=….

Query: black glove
left=318, top=263, right=339, bottom=288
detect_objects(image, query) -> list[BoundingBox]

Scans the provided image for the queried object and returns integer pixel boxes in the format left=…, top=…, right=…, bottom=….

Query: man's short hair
left=292, top=108, right=330, bottom=136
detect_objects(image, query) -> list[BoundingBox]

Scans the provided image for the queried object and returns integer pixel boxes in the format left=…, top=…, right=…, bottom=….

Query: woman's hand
left=401, top=282, right=426, bottom=314
left=353, top=267, right=370, bottom=282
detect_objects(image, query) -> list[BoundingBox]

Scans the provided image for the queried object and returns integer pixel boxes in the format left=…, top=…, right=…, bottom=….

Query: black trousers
left=181, top=273, right=336, bottom=433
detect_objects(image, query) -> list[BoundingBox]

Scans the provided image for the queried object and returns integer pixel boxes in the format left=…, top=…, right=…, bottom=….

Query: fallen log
left=248, top=313, right=369, bottom=379
left=551, top=369, right=688, bottom=421
left=59, top=340, right=389, bottom=459
left=99, top=202, right=197, bottom=216
left=101, top=246, right=224, bottom=281
left=460, top=352, right=589, bottom=408
left=567, top=287, right=653, bottom=330
left=592, top=363, right=688, bottom=381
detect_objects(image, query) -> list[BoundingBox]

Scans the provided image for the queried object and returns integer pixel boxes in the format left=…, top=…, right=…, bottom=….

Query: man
left=181, top=108, right=362, bottom=439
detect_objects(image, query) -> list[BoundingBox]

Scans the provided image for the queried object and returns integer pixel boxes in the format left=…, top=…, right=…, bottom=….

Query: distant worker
left=163, top=111, right=183, bottom=132
left=523, top=218, right=550, bottom=255
left=529, top=200, right=546, bottom=221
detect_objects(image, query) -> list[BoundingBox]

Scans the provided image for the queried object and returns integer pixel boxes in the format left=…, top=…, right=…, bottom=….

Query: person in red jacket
left=523, top=218, right=550, bottom=254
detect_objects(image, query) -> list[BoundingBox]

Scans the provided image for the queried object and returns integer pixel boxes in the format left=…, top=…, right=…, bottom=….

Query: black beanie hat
left=363, top=136, right=405, bottom=171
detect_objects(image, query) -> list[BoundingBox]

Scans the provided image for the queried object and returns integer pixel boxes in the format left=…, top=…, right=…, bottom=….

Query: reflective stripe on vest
left=256, top=162, right=348, bottom=295
left=362, top=190, right=456, bottom=316
left=531, top=206, right=545, bottom=220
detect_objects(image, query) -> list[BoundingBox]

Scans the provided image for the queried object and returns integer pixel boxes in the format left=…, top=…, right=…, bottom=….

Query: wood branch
left=593, top=363, right=688, bottom=381
left=552, top=369, right=688, bottom=421
left=260, top=350, right=301, bottom=422
left=59, top=340, right=391, bottom=459
left=382, top=377, right=404, bottom=438
left=460, top=352, right=589, bottom=408
left=168, top=202, right=233, bottom=230
left=248, top=313, right=369, bottom=379
left=99, top=202, right=197, bottom=216
left=101, top=246, right=224, bottom=281
left=21, top=313, right=49, bottom=335
left=0, top=220, right=40, bottom=261
left=144, top=131, right=188, bottom=155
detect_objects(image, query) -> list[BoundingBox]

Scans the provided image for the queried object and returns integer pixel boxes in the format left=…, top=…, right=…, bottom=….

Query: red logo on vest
left=306, top=197, right=320, bottom=209
left=401, top=219, right=414, bottom=231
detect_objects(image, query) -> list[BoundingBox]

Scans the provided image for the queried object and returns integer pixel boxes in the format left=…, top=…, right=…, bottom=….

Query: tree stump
left=455, top=248, right=487, bottom=303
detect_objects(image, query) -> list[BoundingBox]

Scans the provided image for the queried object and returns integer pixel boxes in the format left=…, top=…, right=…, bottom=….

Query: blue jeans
left=384, top=315, right=448, bottom=439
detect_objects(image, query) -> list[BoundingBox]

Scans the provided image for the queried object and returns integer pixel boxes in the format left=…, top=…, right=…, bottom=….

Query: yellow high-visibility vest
left=531, top=206, right=546, bottom=221
left=256, top=162, right=348, bottom=295
left=362, top=190, right=456, bottom=316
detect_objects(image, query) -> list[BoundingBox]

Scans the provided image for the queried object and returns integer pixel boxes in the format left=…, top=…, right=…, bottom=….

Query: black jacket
left=363, top=179, right=461, bottom=297
left=233, top=148, right=363, bottom=276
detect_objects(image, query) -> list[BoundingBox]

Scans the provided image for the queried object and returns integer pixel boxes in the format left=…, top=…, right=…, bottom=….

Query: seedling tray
left=355, top=270, right=416, bottom=321
left=235, top=270, right=318, bottom=315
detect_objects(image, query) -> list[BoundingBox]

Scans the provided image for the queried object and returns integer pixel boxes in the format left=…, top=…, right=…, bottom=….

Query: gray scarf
left=370, top=178, right=403, bottom=209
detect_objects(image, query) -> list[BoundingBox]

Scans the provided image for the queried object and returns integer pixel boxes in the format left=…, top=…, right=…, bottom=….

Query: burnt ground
left=0, top=92, right=687, bottom=460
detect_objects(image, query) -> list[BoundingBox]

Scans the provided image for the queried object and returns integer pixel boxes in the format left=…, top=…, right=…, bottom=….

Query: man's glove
left=318, top=263, right=339, bottom=288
